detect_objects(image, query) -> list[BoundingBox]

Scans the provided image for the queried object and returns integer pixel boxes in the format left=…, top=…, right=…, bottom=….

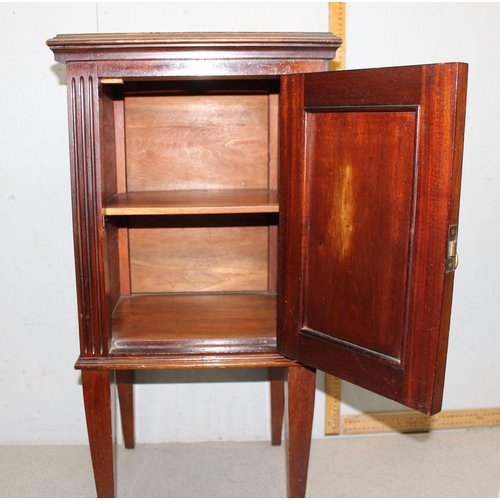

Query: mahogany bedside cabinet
left=46, top=32, right=467, bottom=497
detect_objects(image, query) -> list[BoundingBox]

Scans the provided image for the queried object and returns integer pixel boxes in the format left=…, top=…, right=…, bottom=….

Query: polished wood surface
left=47, top=32, right=341, bottom=66
left=269, top=367, right=285, bottom=445
left=111, top=293, right=277, bottom=353
left=125, top=95, right=270, bottom=192
left=66, top=63, right=109, bottom=357
left=116, top=370, right=135, bottom=449
left=105, top=189, right=279, bottom=215
left=49, top=30, right=467, bottom=498
left=128, top=219, right=272, bottom=294
left=305, top=109, right=416, bottom=360
left=76, top=353, right=298, bottom=370
left=82, top=371, right=115, bottom=498
left=288, top=366, right=316, bottom=498
left=48, top=31, right=341, bottom=499
left=279, top=63, right=468, bottom=415
left=120, top=91, right=278, bottom=294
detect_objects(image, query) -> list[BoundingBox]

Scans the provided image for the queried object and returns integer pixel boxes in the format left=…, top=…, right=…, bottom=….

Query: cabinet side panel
left=268, top=94, right=279, bottom=293
left=100, top=86, right=123, bottom=314
left=112, top=98, right=132, bottom=297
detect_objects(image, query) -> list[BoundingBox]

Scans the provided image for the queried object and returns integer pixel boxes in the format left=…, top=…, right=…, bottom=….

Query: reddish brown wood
left=287, top=365, right=316, bottom=498
left=110, top=293, right=277, bottom=354
left=111, top=97, right=132, bottom=298
left=279, top=63, right=468, bottom=415
left=128, top=219, right=270, bottom=294
left=116, top=370, right=135, bottom=449
left=48, top=32, right=340, bottom=500
left=277, top=73, right=305, bottom=360
left=76, top=353, right=299, bottom=371
left=429, top=63, right=469, bottom=411
left=112, top=98, right=127, bottom=194
left=66, top=63, right=109, bottom=357
left=48, top=31, right=467, bottom=498
left=117, top=221, right=131, bottom=297
left=82, top=371, right=115, bottom=498
left=268, top=94, right=279, bottom=293
left=305, top=109, right=416, bottom=359
left=125, top=95, right=270, bottom=191
left=47, top=32, right=341, bottom=66
left=269, top=367, right=285, bottom=445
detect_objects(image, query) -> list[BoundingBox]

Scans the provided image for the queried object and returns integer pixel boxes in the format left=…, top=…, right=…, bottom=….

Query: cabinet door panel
left=278, top=64, right=467, bottom=414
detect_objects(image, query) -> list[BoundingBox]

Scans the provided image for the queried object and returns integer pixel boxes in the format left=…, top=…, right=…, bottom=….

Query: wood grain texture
left=67, top=63, right=109, bottom=357
left=279, top=64, right=468, bottom=415
left=82, top=371, right=115, bottom=498
left=403, top=63, right=468, bottom=414
left=103, top=220, right=122, bottom=319
left=110, top=293, right=277, bottom=354
left=47, top=32, right=341, bottom=66
left=104, top=189, right=279, bottom=215
left=269, top=367, right=285, bottom=445
left=98, top=60, right=328, bottom=79
left=304, top=110, right=417, bottom=360
left=48, top=32, right=342, bottom=499
left=75, top=352, right=299, bottom=370
left=125, top=95, right=269, bottom=192
left=268, top=94, right=279, bottom=293
left=116, top=370, right=135, bottom=449
left=277, top=72, right=305, bottom=361
left=129, top=223, right=270, bottom=293
left=288, top=365, right=316, bottom=498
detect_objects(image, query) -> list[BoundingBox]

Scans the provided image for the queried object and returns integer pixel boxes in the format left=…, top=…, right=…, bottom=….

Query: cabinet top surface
left=47, top=31, right=340, bottom=47
left=46, top=31, right=341, bottom=65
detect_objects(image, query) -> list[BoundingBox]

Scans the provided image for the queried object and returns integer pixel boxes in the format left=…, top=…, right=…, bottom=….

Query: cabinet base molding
left=75, top=353, right=298, bottom=371
left=337, top=408, right=500, bottom=435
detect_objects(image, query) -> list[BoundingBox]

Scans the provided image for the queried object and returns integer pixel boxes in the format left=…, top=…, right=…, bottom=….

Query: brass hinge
left=445, top=224, right=459, bottom=272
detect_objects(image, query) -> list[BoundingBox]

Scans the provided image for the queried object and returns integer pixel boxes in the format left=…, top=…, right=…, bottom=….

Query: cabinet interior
left=100, top=78, right=281, bottom=354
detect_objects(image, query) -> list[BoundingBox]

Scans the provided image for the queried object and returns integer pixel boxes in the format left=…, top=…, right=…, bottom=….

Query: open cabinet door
left=278, top=63, right=467, bottom=415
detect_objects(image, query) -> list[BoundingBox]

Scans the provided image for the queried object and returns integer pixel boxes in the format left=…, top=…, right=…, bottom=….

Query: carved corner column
left=66, top=62, right=108, bottom=358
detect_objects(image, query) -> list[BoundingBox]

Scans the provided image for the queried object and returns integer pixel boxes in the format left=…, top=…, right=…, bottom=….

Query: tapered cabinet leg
left=82, top=370, right=115, bottom=498
left=287, top=365, right=316, bottom=498
left=269, top=367, right=285, bottom=445
left=116, top=370, right=135, bottom=449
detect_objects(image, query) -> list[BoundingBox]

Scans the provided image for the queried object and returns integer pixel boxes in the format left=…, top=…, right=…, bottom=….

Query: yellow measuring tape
left=329, top=2, right=346, bottom=71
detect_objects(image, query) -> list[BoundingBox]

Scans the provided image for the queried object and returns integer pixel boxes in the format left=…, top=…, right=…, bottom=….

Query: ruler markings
left=324, top=2, right=498, bottom=440
left=342, top=408, right=500, bottom=435
left=329, top=2, right=346, bottom=71
left=325, top=374, right=342, bottom=434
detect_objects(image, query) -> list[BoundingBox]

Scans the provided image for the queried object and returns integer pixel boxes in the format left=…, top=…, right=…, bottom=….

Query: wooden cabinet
left=47, top=32, right=468, bottom=497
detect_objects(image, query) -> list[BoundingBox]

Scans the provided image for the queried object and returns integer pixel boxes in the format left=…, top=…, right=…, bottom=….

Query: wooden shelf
left=110, top=292, right=277, bottom=354
left=104, top=189, right=279, bottom=216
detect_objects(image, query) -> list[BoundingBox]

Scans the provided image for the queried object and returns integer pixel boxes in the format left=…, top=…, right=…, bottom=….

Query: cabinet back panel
left=125, top=95, right=269, bottom=191
left=129, top=225, right=269, bottom=293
